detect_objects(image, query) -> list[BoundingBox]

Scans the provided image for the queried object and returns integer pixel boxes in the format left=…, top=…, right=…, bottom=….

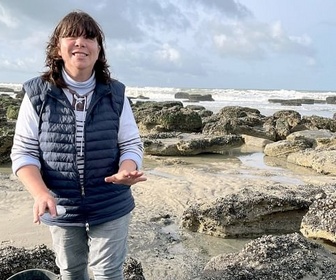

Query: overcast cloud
left=0, top=0, right=334, bottom=90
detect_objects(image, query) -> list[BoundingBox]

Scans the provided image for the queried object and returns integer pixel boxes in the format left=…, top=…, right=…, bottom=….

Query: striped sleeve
left=10, top=94, right=41, bottom=174
left=118, top=97, right=144, bottom=169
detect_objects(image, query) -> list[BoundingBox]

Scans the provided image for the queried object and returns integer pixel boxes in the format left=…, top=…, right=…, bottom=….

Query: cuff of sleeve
left=119, top=154, right=143, bottom=170
left=12, top=156, right=41, bottom=175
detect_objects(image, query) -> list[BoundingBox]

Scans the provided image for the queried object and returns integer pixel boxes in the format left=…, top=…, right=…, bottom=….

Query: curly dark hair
left=41, top=10, right=112, bottom=87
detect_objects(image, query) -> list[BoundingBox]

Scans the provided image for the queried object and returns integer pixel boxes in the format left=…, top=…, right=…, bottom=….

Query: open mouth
left=72, top=52, right=88, bottom=57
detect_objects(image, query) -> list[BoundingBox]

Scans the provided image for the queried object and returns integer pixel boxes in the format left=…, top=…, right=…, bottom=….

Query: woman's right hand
left=33, top=191, right=57, bottom=224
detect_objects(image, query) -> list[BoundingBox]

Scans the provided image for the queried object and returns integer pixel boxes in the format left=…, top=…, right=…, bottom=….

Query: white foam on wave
left=126, top=86, right=336, bottom=118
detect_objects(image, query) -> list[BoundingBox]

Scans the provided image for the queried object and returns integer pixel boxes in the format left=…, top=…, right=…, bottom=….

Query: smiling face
left=49, top=11, right=106, bottom=83
left=58, top=36, right=100, bottom=81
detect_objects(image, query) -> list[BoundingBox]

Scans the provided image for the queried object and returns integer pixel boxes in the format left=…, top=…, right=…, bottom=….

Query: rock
left=268, top=98, right=318, bottom=105
left=326, top=96, right=336, bottom=104
left=181, top=185, right=321, bottom=238
left=123, top=257, right=146, bottom=280
left=174, top=92, right=215, bottom=102
left=280, top=99, right=302, bottom=106
left=287, top=149, right=336, bottom=175
left=301, top=194, right=336, bottom=244
left=185, top=105, right=213, bottom=118
left=202, top=106, right=272, bottom=139
left=301, top=98, right=315, bottom=104
left=0, top=245, right=59, bottom=280
left=132, top=101, right=202, bottom=134
left=134, top=95, right=149, bottom=100
left=286, top=129, right=336, bottom=147
left=174, top=91, right=189, bottom=99
left=302, top=115, right=336, bottom=132
left=201, top=233, right=336, bottom=280
left=263, top=139, right=311, bottom=157
left=263, top=110, right=302, bottom=141
left=0, top=87, right=14, bottom=93
left=263, top=130, right=336, bottom=174
left=143, top=133, right=244, bottom=156
left=242, top=134, right=274, bottom=148
left=187, top=94, right=214, bottom=102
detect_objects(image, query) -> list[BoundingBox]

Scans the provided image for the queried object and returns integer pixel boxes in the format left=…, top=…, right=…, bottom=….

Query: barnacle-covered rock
left=181, top=184, right=323, bottom=238
left=202, top=233, right=336, bottom=279
left=0, top=244, right=58, bottom=280
left=301, top=194, right=336, bottom=243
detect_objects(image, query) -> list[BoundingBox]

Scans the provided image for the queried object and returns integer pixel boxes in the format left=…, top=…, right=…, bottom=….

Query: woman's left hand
left=104, top=170, right=147, bottom=185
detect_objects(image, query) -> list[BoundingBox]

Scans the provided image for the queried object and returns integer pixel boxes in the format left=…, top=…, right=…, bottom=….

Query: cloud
left=0, top=3, right=19, bottom=28
left=0, top=0, right=327, bottom=90
left=155, top=44, right=181, bottom=64
left=193, top=0, right=252, bottom=18
left=210, top=20, right=315, bottom=60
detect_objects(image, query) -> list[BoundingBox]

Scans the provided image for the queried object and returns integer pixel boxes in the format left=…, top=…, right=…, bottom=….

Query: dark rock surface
left=0, top=245, right=58, bottom=280
left=143, top=133, right=244, bottom=156
left=201, top=233, right=336, bottom=280
left=181, top=184, right=324, bottom=238
left=301, top=193, right=336, bottom=244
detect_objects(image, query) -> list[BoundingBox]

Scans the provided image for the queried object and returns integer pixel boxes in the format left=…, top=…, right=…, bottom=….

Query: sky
left=0, top=0, right=335, bottom=91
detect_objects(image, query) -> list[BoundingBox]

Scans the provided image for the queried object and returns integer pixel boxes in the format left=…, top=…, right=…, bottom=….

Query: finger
left=37, top=202, right=49, bottom=218
left=133, top=177, right=148, bottom=184
left=33, top=204, right=41, bottom=224
left=130, top=170, right=143, bottom=177
left=105, top=175, right=116, bottom=183
left=47, top=204, right=57, bottom=217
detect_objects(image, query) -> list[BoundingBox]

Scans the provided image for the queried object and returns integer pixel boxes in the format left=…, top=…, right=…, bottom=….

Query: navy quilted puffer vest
left=23, top=77, right=135, bottom=227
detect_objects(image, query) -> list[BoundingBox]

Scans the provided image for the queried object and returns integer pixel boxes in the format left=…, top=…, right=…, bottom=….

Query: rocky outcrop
left=287, top=149, right=336, bottom=175
left=263, top=139, right=311, bottom=157
left=263, top=110, right=303, bottom=140
left=181, top=185, right=322, bottom=238
left=264, top=130, right=336, bottom=175
left=201, top=233, right=336, bottom=280
left=326, top=96, right=336, bottom=104
left=268, top=98, right=320, bottom=105
left=143, top=133, right=244, bottom=156
left=174, top=92, right=214, bottom=102
left=202, top=106, right=270, bottom=138
left=132, top=101, right=203, bottom=134
left=301, top=115, right=336, bottom=132
left=301, top=193, right=336, bottom=244
left=0, top=94, right=21, bottom=164
left=0, top=245, right=59, bottom=280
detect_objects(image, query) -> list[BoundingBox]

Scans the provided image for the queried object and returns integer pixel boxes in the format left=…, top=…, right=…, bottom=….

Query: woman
left=11, top=10, right=146, bottom=280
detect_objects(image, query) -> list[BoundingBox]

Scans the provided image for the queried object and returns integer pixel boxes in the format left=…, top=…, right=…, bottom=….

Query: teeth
left=73, top=53, right=87, bottom=57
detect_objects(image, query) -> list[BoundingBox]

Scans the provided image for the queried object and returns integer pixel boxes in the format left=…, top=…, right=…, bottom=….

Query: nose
left=75, top=36, right=86, bottom=47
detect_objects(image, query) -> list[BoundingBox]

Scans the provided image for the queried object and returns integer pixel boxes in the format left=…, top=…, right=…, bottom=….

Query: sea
left=127, top=86, right=336, bottom=119
left=2, top=82, right=336, bottom=118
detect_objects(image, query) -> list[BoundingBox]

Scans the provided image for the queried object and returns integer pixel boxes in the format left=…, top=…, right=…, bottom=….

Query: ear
left=57, top=42, right=62, bottom=56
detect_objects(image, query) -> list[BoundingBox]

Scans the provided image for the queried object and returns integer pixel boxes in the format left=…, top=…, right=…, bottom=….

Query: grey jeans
left=49, top=213, right=131, bottom=280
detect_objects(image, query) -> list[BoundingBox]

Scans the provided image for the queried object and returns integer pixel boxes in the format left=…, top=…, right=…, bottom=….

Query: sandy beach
left=1, top=147, right=336, bottom=279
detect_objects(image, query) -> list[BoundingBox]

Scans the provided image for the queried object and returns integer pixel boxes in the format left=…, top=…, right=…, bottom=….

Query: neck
left=64, top=68, right=93, bottom=82
left=62, top=68, right=96, bottom=95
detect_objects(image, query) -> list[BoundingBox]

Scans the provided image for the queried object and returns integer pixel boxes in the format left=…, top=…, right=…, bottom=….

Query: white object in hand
left=55, top=205, right=66, bottom=216
left=42, top=205, right=66, bottom=218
